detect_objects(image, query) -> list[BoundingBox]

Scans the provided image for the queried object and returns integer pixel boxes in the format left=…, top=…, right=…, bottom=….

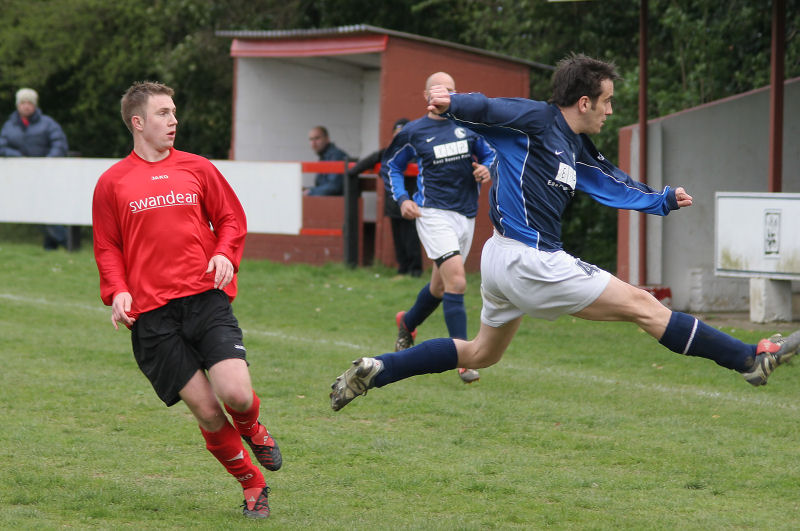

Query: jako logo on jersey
left=129, top=190, right=199, bottom=213
left=454, top=127, right=467, bottom=139
left=433, top=140, right=469, bottom=160
left=151, top=174, right=169, bottom=180
left=234, top=344, right=246, bottom=351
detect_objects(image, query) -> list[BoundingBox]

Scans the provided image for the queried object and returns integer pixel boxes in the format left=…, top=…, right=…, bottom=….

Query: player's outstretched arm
left=674, top=186, right=693, bottom=208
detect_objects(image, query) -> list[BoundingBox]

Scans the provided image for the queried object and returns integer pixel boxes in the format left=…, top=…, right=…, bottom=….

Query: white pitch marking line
left=0, top=292, right=107, bottom=313
left=3, top=291, right=796, bottom=411
left=504, top=363, right=800, bottom=412
left=0, top=291, right=368, bottom=350
left=242, top=327, right=364, bottom=351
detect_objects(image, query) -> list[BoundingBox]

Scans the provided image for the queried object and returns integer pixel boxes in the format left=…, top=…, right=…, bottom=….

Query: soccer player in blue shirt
left=382, top=71, right=496, bottom=384
left=330, top=54, right=800, bottom=411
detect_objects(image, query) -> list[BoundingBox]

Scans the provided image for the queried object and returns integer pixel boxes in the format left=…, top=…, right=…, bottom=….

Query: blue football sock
left=442, top=292, right=467, bottom=339
left=374, top=338, right=458, bottom=387
left=403, top=283, right=441, bottom=332
left=659, top=311, right=756, bottom=371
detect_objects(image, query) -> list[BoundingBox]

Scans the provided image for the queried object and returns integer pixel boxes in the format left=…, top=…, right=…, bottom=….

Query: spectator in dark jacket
left=305, top=125, right=349, bottom=196
left=1, top=88, right=70, bottom=249
left=347, top=118, right=422, bottom=277
left=1, top=88, right=68, bottom=157
left=381, top=119, right=422, bottom=276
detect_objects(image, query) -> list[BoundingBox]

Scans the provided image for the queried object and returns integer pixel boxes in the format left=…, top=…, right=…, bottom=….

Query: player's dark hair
left=549, top=53, right=620, bottom=107
left=121, top=81, right=175, bottom=133
left=393, top=118, right=409, bottom=130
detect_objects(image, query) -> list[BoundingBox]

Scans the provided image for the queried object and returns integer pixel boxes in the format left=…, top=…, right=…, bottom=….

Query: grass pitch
left=1, top=240, right=799, bottom=529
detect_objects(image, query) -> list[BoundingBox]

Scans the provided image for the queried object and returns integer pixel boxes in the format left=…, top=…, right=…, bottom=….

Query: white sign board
left=715, top=192, right=800, bottom=280
left=0, top=157, right=303, bottom=234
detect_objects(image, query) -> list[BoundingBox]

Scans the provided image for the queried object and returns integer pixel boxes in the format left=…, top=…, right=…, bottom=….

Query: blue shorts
left=131, top=289, right=247, bottom=406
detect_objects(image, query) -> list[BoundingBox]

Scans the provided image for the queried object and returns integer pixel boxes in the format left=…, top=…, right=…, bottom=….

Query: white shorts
left=480, top=232, right=611, bottom=326
left=415, top=207, right=475, bottom=262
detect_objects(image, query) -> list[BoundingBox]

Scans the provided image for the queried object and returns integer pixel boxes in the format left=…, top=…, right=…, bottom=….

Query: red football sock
left=200, top=421, right=265, bottom=490
left=225, top=390, right=261, bottom=437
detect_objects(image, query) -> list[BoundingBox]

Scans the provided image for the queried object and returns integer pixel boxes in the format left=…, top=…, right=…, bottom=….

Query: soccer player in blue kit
left=330, top=53, right=800, bottom=411
left=382, top=71, right=496, bottom=384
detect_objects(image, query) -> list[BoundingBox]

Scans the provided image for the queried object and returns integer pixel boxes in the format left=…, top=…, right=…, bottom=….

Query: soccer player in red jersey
left=92, top=81, right=280, bottom=519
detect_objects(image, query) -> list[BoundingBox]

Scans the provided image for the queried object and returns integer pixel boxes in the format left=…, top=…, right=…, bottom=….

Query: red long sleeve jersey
left=92, top=149, right=247, bottom=320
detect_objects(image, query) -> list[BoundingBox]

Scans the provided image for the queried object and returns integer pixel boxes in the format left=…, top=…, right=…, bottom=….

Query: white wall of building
left=621, top=79, right=800, bottom=312
left=233, top=56, right=381, bottom=163
left=358, top=68, right=381, bottom=158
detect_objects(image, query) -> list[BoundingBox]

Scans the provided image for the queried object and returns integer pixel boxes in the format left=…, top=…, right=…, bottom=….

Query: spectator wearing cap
left=1, top=88, right=70, bottom=249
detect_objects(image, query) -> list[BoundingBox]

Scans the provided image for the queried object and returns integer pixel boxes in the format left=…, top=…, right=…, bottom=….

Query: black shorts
left=131, top=289, right=247, bottom=407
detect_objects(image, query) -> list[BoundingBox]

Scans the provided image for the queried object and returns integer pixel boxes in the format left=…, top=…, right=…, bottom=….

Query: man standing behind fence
left=0, top=87, right=69, bottom=249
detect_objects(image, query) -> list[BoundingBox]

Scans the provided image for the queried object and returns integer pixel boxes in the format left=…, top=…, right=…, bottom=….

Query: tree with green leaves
left=0, top=0, right=797, bottom=269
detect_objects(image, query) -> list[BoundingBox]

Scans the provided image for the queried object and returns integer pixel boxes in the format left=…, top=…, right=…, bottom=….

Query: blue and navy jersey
left=381, top=115, right=496, bottom=218
left=446, top=93, right=679, bottom=251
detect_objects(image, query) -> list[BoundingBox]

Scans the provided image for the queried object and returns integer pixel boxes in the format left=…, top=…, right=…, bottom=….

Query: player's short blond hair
left=120, top=81, right=174, bottom=133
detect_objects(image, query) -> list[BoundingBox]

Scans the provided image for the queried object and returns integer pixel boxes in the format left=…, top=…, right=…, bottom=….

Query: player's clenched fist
left=426, top=85, right=451, bottom=115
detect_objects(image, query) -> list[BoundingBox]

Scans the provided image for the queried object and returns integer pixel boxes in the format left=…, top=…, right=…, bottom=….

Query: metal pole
left=768, top=0, right=785, bottom=193
left=638, top=0, right=648, bottom=285
left=343, top=161, right=359, bottom=267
